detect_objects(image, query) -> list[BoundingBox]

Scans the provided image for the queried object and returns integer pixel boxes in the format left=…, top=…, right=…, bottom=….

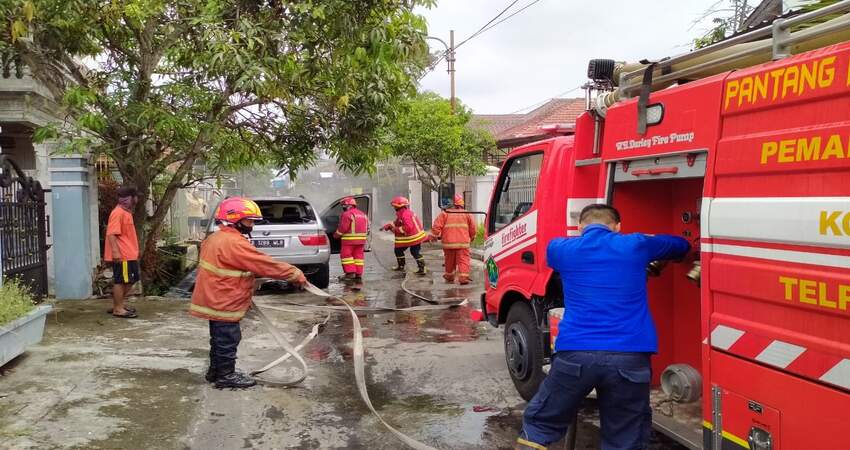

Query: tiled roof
left=471, top=98, right=587, bottom=143
left=468, top=114, right=526, bottom=137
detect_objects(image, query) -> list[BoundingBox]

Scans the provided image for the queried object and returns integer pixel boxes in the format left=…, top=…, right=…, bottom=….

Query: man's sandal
left=107, top=307, right=137, bottom=314
left=112, top=310, right=138, bottom=318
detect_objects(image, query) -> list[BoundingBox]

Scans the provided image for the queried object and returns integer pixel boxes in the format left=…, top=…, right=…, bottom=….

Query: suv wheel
left=308, top=263, right=330, bottom=289
left=504, top=301, right=546, bottom=401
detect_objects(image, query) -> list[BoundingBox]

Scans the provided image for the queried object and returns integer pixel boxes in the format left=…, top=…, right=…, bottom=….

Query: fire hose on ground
left=158, top=236, right=470, bottom=448
left=245, top=244, right=470, bottom=450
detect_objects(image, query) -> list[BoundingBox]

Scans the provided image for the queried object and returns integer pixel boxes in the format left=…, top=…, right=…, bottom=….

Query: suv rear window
left=256, top=201, right=317, bottom=224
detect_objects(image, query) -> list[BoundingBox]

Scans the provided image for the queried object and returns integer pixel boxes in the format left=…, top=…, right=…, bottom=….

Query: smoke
left=235, top=158, right=411, bottom=225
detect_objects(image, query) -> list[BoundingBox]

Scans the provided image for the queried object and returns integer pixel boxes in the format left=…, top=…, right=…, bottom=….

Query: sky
left=417, top=0, right=725, bottom=114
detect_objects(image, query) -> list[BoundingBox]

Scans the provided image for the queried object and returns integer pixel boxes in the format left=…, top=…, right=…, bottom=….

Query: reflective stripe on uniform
left=442, top=242, right=470, bottom=249
left=395, top=231, right=426, bottom=243
left=122, top=261, right=129, bottom=283
left=444, top=223, right=469, bottom=229
left=341, top=233, right=368, bottom=240
left=190, top=303, right=248, bottom=320
left=354, top=259, right=365, bottom=266
left=516, top=438, right=548, bottom=450
left=199, top=259, right=253, bottom=278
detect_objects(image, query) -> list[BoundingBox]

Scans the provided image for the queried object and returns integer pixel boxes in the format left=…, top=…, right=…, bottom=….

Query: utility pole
left=423, top=31, right=458, bottom=201
left=426, top=32, right=456, bottom=113
left=449, top=30, right=456, bottom=113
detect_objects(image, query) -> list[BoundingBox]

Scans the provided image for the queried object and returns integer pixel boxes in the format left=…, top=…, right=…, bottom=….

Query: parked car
left=206, top=195, right=372, bottom=289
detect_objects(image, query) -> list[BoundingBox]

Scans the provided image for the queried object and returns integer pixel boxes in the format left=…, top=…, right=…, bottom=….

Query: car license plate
left=253, top=239, right=286, bottom=248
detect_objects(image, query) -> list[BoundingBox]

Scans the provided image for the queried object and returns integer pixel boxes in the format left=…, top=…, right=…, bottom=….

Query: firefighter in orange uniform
left=333, top=197, right=369, bottom=284
left=190, top=197, right=307, bottom=389
left=381, top=196, right=428, bottom=274
left=431, top=194, right=477, bottom=284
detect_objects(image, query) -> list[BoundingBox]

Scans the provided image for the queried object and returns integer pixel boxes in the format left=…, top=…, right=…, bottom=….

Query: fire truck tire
left=504, top=302, right=546, bottom=401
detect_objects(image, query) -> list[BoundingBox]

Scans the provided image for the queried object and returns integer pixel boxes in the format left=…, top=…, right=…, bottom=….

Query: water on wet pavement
left=0, top=237, right=686, bottom=449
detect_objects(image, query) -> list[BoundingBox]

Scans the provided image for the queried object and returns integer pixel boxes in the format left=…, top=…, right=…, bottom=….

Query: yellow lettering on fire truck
left=820, top=211, right=850, bottom=236
left=779, top=275, right=850, bottom=311
left=725, top=56, right=837, bottom=109
left=760, top=134, right=849, bottom=164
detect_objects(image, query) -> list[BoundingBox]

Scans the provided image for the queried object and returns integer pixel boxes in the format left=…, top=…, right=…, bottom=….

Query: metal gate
left=0, top=155, right=48, bottom=299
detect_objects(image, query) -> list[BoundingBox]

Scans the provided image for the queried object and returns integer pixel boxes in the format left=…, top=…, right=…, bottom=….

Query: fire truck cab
left=478, top=6, right=850, bottom=449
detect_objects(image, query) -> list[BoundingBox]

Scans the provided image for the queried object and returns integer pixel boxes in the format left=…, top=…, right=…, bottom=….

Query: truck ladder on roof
left=595, top=0, right=850, bottom=112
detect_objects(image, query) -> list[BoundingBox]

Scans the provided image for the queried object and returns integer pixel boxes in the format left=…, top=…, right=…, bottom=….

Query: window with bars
left=489, top=152, right=543, bottom=233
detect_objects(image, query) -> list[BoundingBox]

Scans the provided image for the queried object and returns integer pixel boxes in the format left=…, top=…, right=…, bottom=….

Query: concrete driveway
left=1, top=237, right=685, bottom=449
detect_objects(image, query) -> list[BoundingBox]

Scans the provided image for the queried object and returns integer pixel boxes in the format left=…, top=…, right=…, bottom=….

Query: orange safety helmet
left=215, top=197, right=263, bottom=223
left=391, top=196, right=410, bottom=208
left=341, top=197, right=357, bottom=207
left=453, top=194, right=464, bottom=207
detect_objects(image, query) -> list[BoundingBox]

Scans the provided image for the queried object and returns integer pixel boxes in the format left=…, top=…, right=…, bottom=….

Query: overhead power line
left=418, top=0, right=543, bottom=85
left=509, top=85, right=583, bottom=114
left=456, top=0, right=543, bottom=50
left=454, top=0, right=521, bottom=49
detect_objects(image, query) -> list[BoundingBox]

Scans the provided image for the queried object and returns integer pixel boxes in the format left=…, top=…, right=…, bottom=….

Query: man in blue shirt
left=516, top=204, right=690, bottom=450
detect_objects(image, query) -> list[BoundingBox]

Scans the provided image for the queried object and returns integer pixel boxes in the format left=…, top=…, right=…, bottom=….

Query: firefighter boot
left=215, top=370, right=257, bottom=389
left=392, top=257, right=406, bottom=271
left=415, top=258, right=427, bottom=275
left=205, top=365, right=217, bottom=383
left=338, top=273, right=356, bottom=284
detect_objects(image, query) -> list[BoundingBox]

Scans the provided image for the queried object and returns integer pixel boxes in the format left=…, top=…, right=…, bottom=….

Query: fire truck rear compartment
left=612, top=176, right=704, bottom=449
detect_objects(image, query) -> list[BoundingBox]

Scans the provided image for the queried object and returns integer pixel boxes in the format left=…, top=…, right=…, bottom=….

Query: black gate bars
left=0, top=155, right=48, bottom=300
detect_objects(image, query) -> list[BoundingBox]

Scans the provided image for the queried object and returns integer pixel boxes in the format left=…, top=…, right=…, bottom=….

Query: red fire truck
left=475, top=4, right=850, bottom=449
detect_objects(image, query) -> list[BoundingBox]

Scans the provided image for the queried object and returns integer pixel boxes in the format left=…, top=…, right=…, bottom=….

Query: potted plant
left=0, top=280, right=52, bottom=367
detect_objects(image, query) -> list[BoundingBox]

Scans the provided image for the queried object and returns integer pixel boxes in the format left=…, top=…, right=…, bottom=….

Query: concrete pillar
left=50, top=156, right=93, bottom=299
left=408, top=179, right=422, bottom=220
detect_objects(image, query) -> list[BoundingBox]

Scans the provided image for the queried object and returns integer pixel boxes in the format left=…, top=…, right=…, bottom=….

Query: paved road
left=0, top=236, right=685, bottom=449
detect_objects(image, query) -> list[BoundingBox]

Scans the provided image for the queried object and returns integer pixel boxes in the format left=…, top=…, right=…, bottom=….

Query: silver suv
left=207, top=195, right=371, bottom=288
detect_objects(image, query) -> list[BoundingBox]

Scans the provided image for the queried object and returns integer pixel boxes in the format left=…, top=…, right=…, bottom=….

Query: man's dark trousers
left=209, top=320, right=242, bottom=375
left=520, top=351, right=652, bottom=450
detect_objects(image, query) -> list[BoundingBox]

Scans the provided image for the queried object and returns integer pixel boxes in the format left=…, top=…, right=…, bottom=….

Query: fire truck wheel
left=504, top=302, right=546, bottom=401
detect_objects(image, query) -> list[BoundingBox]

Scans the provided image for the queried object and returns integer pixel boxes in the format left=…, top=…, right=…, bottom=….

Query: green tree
left=1, top=0, right=433, bottom=251
left=692, top=0, right=840, bottom=49
left=693, top=0, right=754, bottom=49
left=381, top=92, right=493, bottom=191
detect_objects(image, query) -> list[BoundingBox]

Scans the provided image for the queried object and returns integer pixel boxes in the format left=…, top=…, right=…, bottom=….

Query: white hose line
left=254, top=299, right=468, bottom=314
left=251, top=312, right=331, bottom=379
left=303, top=282, right=440, bottom=450
left=249, top=306, right=313, bottom=387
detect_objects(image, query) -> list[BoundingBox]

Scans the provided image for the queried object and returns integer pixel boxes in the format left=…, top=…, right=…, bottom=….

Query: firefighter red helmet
left=453, top=194, right=464, bottom=207
left=391, top=196, right=410, bottom=208
left=341, top=197, right=357, bottom=207
left=215, top=197, right=263, bottom=223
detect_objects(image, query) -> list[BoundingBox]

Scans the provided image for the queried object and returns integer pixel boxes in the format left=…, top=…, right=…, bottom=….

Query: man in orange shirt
left=104, top=186, right=140, bottom=318
left=431, top=194, right=476, bottom=284
left=191, top=197, right=307, bottom=389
